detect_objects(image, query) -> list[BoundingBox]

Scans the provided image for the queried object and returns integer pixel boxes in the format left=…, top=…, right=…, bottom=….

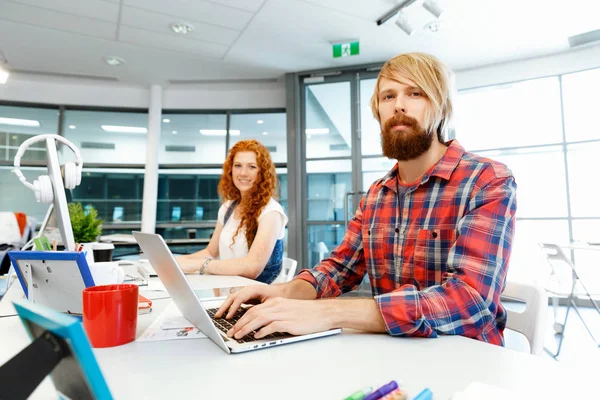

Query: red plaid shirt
left=296, top=140, right=517, bottom=345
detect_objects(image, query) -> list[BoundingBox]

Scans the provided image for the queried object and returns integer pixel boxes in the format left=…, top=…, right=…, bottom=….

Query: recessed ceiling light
left=172, top=130, right=178, bottom=135
left=103, top=56, right=126, bottom=66
left=199, top=129, right=240, bottom=136
left=257, top=120, right=264, bottom=124
left=101, top=125, right=147, bottom=134
left=162, top=118, right=170, bottom=123
left=0, top=117, right=40, bottom=127
left=68, top=125, right=76, bottom=129
left=170, top=22, right=194, bottom=35
left=262, top=131, right=268, bottom=136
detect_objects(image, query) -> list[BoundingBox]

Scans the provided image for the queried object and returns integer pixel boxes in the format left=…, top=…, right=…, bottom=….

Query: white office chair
left=272, top=257, right=298, bottom=284
left=501, top=281, right=548, bottom=356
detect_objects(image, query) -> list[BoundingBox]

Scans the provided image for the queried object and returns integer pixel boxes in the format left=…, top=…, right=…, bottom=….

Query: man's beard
left=381, top=114, right=433, bottom=161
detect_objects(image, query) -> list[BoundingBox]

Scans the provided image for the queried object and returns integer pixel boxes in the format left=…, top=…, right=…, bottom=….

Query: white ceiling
left=0, top=0, right=599, bottom=85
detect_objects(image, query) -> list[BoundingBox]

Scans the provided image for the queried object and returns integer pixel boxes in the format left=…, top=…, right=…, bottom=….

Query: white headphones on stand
left=13, top=134, right=83, bottom=203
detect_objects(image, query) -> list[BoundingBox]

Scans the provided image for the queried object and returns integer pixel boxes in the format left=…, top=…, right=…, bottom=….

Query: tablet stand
left=0, top=330, right=68, bottom=400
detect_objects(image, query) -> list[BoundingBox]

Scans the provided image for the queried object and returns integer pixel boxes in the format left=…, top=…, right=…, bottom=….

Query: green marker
left=344, top=386, right=373, bottom=400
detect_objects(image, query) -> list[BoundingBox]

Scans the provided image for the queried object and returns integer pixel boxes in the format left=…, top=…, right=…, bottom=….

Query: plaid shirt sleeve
left=294, top=197, right=368, bottom=297
left=375, top=174, right=517, bottom=341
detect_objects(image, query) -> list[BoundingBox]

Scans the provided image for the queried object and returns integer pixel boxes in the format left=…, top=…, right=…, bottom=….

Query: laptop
left=132, top=232, right=341, bottom=354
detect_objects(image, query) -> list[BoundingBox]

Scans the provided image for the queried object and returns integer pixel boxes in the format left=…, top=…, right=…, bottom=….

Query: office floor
left=504, top=303, right=600, bottom=366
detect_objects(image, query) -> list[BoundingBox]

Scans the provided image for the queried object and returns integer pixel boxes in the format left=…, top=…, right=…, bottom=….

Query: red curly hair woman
left=177, top=140, right=288, bottom=284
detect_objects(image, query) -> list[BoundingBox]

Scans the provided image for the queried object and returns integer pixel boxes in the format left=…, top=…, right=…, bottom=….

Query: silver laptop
left=132, top=232, right=341, bottom=354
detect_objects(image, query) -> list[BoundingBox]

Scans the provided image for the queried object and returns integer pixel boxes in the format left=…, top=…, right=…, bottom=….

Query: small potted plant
left=68, top=203, right=114, bottom=261
left=68, top=202, right=103, bottom=244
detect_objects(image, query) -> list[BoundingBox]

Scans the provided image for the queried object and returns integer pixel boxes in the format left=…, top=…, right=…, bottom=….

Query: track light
left=423, top=0, right=444, bottom=19
left=395, top=12, right=416, bottom=36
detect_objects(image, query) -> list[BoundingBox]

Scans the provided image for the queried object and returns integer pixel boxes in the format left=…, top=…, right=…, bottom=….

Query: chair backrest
left=272, top=257, right=298, bottom=284
left=538, top=242, right=579, bottom=295
left=502, top=281, right=548, bottom=356
left=539, top=243, right=575, bottom=269
left=282, top=257, right=298, bottom=282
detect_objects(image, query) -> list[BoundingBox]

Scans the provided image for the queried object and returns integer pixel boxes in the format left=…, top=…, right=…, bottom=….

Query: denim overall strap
left=223, top=200, right=283, bottom=284
left=255, top=239, right=283, bottom=284
left=223, top=200, right=239, bottom=225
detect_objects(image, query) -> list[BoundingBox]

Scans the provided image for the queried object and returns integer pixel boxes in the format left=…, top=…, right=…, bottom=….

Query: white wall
left=455, top=43, right=600, bottom=89
left=164, top=81, right=285, bottom=109
left=0, top=75, right=150, bottom=108
left=0, top=74, right=286, bottom=109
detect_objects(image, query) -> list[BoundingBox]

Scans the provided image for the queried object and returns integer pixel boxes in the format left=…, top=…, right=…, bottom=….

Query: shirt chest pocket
left=411, top=228, right=456, bottom=289
left=363, top=224, right=396, bottom=280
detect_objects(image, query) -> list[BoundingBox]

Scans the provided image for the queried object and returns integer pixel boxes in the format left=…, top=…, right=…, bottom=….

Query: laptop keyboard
left=206, top=307, right=289, bottom=344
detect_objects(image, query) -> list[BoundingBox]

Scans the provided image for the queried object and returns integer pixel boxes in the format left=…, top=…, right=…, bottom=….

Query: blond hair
left=370, top=52, right=454, bottom=142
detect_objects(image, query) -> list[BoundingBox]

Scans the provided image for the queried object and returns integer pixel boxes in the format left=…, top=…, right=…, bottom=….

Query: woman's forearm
left=182, top=248, right=214, bottom=260
left=204, top=257, right=264, bottom=279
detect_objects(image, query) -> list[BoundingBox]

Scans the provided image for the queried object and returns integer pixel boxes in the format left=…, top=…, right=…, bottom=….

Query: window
left=477, top=146, right=568, bottom=218
left=456, top=67, right=600, bottom=294
left=562, top=68, right=600, bottom=143
left=229, top=112, right=287, bottom=163
left=306, top=159, right=352, bottom=221
left=0, top=105, right=59, bottom=162
left=566, top=141, right=600, bottom=218
left=360, top=78, right=382, bottom=156
left=305, top=82, right=352, bottom=159
left=0, top=166, right=51, bottom=222
left=159, top=113, right=227, bottom=165
left=62, top=110, right=148, bottom=166
left=157, top=172, right=221, bottom=224
left=454, top=77, right=563, bottom=150
left=71, top=170, right=144, bottom=224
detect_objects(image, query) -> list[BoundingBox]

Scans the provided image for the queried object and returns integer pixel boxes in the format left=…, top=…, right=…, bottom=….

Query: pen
left=413, top=388, right=432, bottom=400
left=380, top=389, right=406, bottom=400
left=344, top=386, right=373, bottom=400
left=363, top=381, right=398, bottom=400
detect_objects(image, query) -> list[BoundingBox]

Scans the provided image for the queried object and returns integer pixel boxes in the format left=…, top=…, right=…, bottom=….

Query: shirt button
left=395, top=228, right=399, bottom=233
left=368, top=230, right=371, bottom=235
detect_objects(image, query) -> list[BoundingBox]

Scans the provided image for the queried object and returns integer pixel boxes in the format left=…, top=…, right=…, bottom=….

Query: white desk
left=0, top=275, right=595, bottom=399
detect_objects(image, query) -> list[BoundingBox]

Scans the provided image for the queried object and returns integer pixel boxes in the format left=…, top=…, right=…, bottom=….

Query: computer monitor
left=46, top=137, right=76, bottom=251
left=112, top=206, right=124, bottom=222
left=171, top=206, right=181, bottom=221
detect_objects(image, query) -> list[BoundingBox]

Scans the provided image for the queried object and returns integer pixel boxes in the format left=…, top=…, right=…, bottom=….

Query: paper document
left=147, top=279, right=167, bottom=292
left=160, top=315, right=193, bottom=330
left=137, top=301, right=207, bottom=342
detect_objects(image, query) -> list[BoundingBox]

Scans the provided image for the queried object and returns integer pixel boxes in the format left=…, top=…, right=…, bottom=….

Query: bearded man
left=216, top=52, right=517, bottom=346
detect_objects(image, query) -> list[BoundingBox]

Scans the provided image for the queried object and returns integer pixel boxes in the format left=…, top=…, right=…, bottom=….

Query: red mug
left=82, top=284, right=139, bottom=348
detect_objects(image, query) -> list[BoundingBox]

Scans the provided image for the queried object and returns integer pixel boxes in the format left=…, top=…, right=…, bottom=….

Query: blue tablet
left=13, top=299, right=113, bottom=399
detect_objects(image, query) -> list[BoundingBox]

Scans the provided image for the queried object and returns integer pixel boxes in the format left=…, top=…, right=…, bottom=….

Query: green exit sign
left=332, top=41, right=359, bottom=58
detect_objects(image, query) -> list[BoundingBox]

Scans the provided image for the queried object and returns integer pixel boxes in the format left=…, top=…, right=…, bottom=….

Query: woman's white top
left=217, top=198, right=288, bottom=260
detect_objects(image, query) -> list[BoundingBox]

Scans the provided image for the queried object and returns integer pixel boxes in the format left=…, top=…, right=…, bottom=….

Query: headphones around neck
left=13, top=134, right=83, bottom=204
